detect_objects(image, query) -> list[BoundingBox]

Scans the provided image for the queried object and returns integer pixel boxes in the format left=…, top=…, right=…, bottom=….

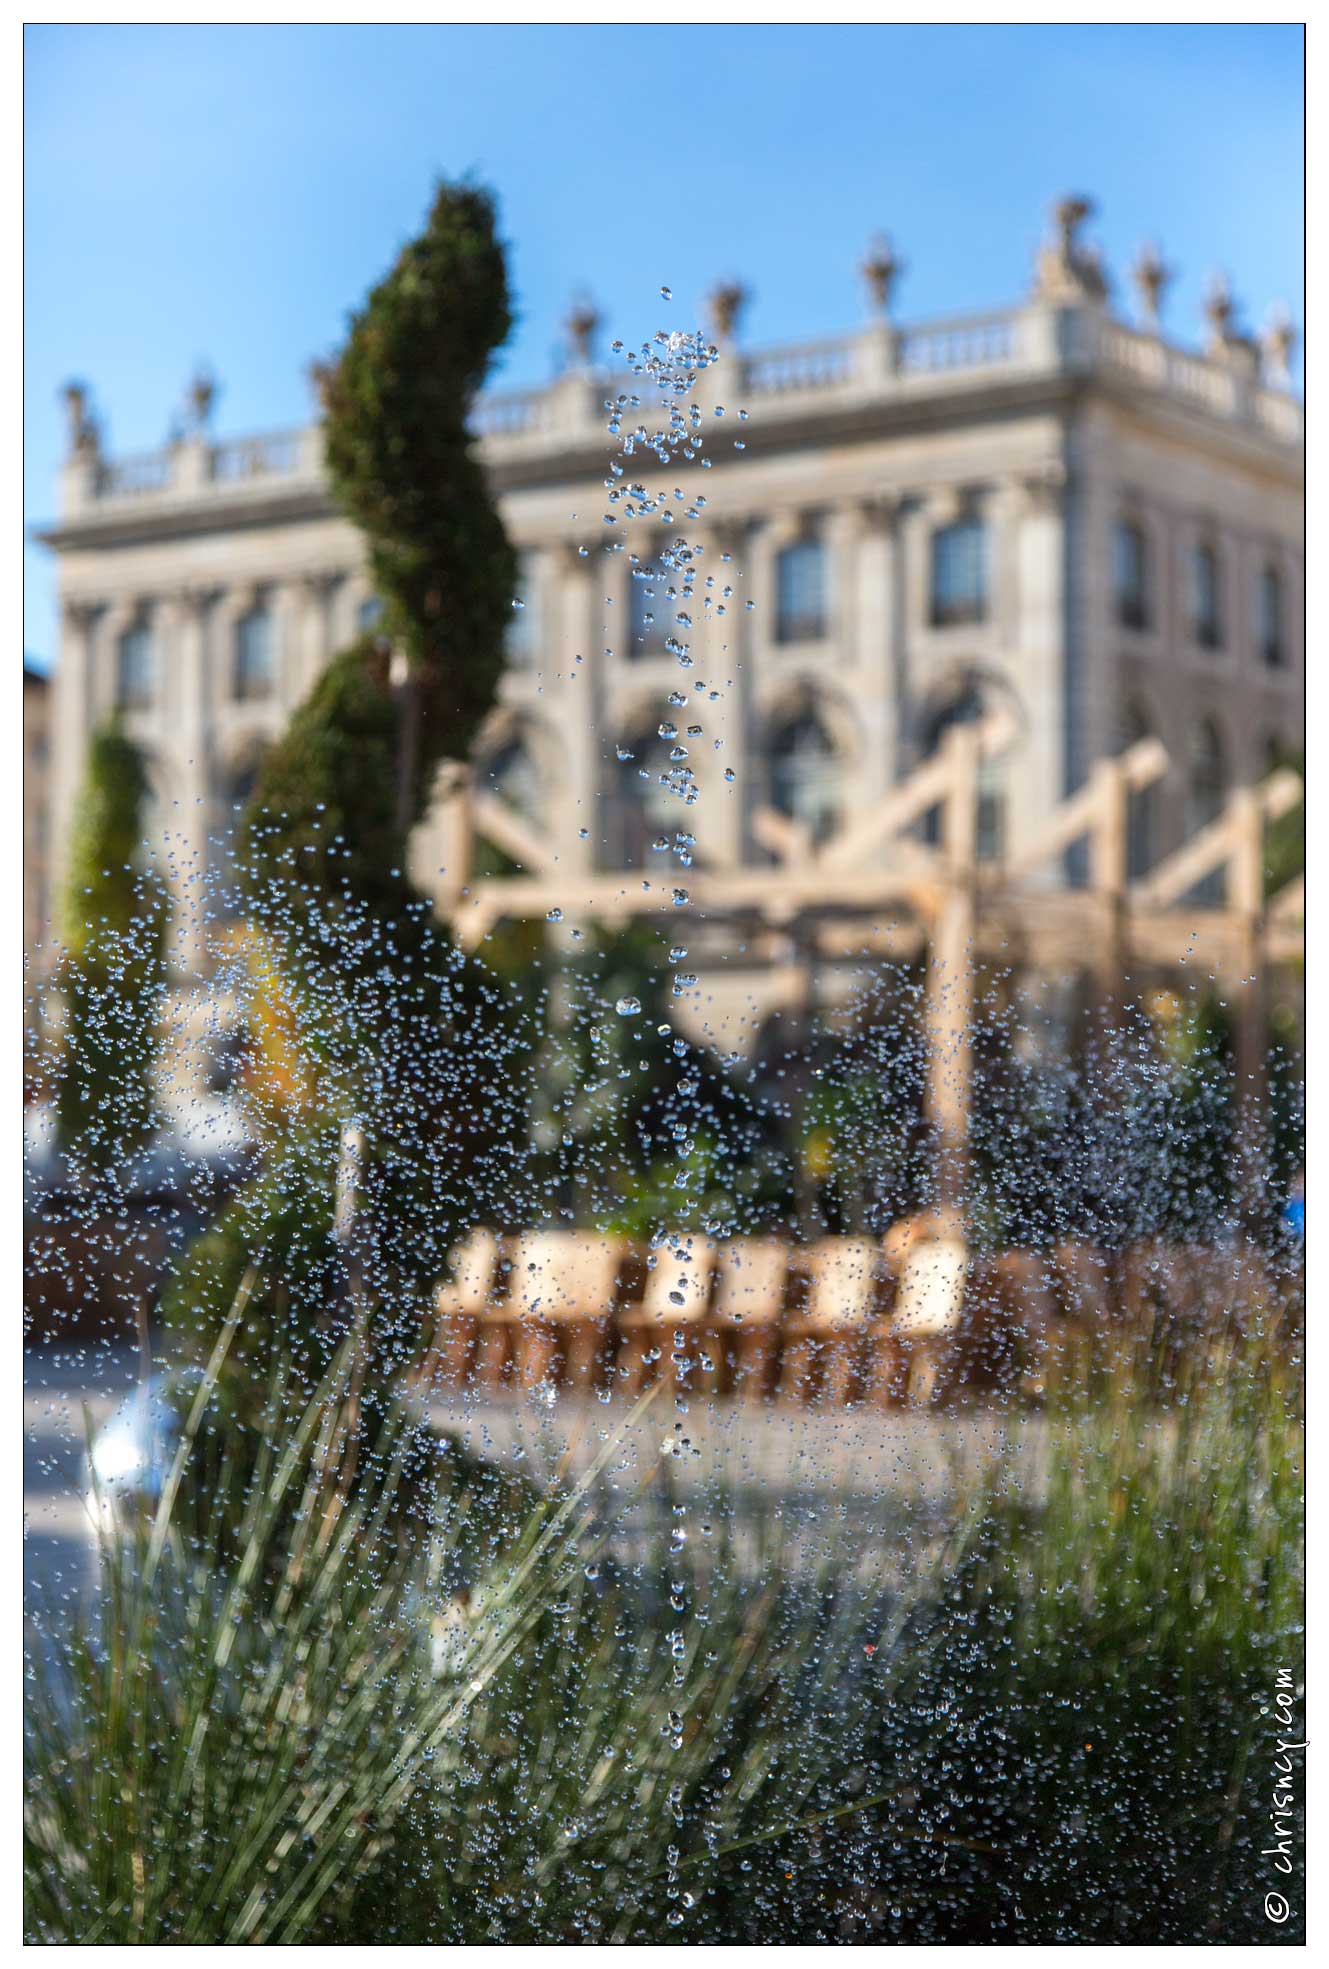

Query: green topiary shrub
left=54, top=720, right=169, bottom=1172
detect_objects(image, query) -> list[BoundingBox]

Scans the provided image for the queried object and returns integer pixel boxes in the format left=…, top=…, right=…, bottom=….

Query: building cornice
left=35, top=298, right=1303, bottom=557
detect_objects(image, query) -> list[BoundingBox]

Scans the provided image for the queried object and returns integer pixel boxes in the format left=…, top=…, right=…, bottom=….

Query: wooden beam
left=750, top=806, right=813, bottom=866
left=1130, top=769, right=1302, bottom=910
left=816, top=707, right=1017, bottom=874
left=1001, top=736, right=1169, bottom=884
left=469, top=791, right=561, bottom=875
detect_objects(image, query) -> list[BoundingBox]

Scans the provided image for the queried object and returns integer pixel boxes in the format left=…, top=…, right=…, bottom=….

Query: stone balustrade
left=61, top=298, right=1302, bottom=521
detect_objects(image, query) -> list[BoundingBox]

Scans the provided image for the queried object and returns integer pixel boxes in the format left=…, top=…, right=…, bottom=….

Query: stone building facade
left=35, top=199, right=1303, bottom=1034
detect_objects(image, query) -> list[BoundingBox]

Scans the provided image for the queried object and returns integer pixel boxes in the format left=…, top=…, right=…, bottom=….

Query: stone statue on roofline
left=60, top=380, right=101, bottom=461
left=1031, top=194, right=1109, bottom=306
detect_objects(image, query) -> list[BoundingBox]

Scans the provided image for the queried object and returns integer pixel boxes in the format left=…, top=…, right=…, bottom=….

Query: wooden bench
left=616, top=1233, right=718, bottom=1396
left=779, top=1238, right=889, bottom=1406
left=474, top=1230, right=626, bottom=1393
left=424, top=1227, right=503, bottom=1390
left=709, top=1239, right=791, bottom=1403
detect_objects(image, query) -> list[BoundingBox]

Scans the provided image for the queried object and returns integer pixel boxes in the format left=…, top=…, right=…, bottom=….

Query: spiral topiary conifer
left=208, top=180, right=528, bottom=1378
left=245, top=178, right=516, bottom=908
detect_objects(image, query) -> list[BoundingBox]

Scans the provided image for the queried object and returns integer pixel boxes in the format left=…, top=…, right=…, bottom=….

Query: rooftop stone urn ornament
left=861, top=233, right=902, bottom=318
left=565, top=291, right=601, bottom=367
left=1131, top=242, right=1172, bottom=327
left=707, top=278, right=748, bottom=344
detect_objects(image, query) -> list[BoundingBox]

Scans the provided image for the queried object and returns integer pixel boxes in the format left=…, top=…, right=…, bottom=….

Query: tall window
left=1190, top=542, right=1223, bottom=650
left=215, top=747, right=269, bottom=917
left=605, top=733, right=681, bottom=869
left=116, top=620, right=154, bottom=710
left=1120, top=700, right=1157, bottom=879
left=234, top=599, right=275, bottom=702
left=1187, top=718, right=1228, bottom=904
left=920, top=682, right=1004, bottom=861
left=1114, top=519, right=1150, bottom=631
left=505, top=553, right=537, bottom=668
left=479, top=737, right=541, bottom=825
left=769, top=708, right=840, bottom=846
left=629, top=559, right=673, bottom=658
left=774, top=537, right=827, bottom=643
left=357, top=594, right=385, bottom=635
left=1257, top=563, right=1285, bottom=668
left=929, top=517, right=987, bottom=628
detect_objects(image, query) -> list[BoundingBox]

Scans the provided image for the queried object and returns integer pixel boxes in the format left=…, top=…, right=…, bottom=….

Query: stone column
left=209, top=590, right=247, bottom=721
left=843, top=495, right=900, bottom=807
left=297, top=570, right=340, bottom=698
left=271, top=582, right=303, bottom=715
left=168, top=588, right=216, bottom=973
left=1008, top=465, right=1066, bottom=872
left=96, top=600, right=140, bottom=728
left=554, top=541, right=600, bottom=872
left=691, top=517, right=750, bottom=868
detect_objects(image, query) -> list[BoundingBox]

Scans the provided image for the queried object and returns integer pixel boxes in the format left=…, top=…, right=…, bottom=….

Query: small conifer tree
left=55, top=722, right=168, bottom=1172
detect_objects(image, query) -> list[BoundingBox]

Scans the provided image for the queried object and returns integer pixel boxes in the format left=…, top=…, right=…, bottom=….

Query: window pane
left=930, top=519, right=987, bottom=628
left=505, top=555, right=536, bottom=666
left=358, top=595, right=384, bottom=634
left=1191, top=545, right=1222, bottom=649
left=235, top=606, right=274, bottom=701
left=1120, top=702, right=1156, bottom=878
left=629, top=561, right=672, bottom=658
left=1115, top=521, right=1149, bottom=630
left=605, top=735, right=684, bottom=867
left=480, top=739, right=541, bottom=824
left=770, top=712, right=838, bottom=844
left=775, top=539, right=826, bottom=643
left=1258, top=566, right=1284, bottom=667
left=116, top=624, right=154, bottom=709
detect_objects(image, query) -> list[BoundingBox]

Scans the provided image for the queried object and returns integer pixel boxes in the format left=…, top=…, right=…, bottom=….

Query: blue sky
left=24, top=22, right=1304, bottom=667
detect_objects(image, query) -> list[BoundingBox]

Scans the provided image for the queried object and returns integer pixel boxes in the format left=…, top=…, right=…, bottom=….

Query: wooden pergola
left=434, top=718, right=1303, bottom=1214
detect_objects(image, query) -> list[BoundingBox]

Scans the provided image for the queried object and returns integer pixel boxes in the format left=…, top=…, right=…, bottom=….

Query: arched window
left=774, top=536, right=827, bottom=643
left=1190, top=541, right=1223, bottom=649
left=1257, top=563, right=1285, bottom=668
left=628, top=557, right=673, bottom=659
left=768, top=707, right=840, bottom=846
left=213, top=746, right=269, bottom=918
left=603, top=731, right=684, bottom=870
left=1114, top=518, right=1150, bottom=631
left=1187, top=719, right=1228, bottom=904
left=930, top=516, right=988, bottom=628
left=505, top=552, right=537, bottom=668
left=137, top=753, right=167, bottom=860
left=1187, top=719, right=1227, bottom=834
left=234, top=599, right=275, bottom=702
left=1120, top=699, right=1157, bottom=879
left=920, top=682, right=1005, bottom=861
left=116, top=619, right=154, bottom=710
left=357, top=594, right=384, bottom=636
left=478, top=736, right=542, bottom=825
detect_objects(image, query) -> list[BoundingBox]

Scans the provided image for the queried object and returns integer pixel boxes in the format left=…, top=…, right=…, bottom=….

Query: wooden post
left=926, top=724, right=979, bottom=1220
